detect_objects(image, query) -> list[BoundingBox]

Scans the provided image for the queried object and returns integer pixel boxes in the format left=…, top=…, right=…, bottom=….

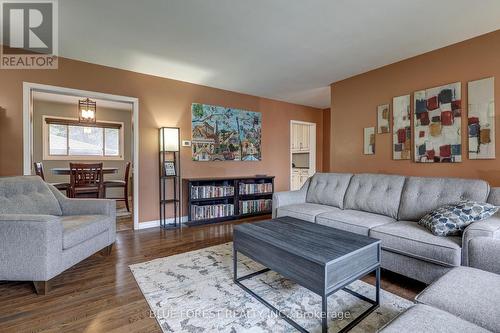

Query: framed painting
left=414, top=82, right=462, bottom=163
left=377, top=104, right=390, bottom=134
left=392, top=95, right=411, bottom=160
left=191, top=103, right=262, bottom=161
left=468, top=77, right=495, bottom=159
left=363, top=127, right=375, bottom=155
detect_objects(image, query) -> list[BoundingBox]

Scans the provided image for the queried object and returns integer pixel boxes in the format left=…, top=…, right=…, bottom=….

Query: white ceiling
left=59, top=0, right=500, bottom=108
left=33, top=91, right=133, bottom=110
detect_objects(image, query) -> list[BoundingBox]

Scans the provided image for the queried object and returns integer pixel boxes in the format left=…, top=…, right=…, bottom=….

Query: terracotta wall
left=330, top=30, right=500, bottom=185
left=0, top=57, right=324, bottom=223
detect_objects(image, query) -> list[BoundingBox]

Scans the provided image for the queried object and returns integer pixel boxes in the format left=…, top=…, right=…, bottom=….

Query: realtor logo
left=1, top=0, right=58, bottom=69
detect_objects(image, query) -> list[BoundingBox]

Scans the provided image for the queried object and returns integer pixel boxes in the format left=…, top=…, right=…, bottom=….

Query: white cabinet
left=291, top=168, right=309, bottom=190
left=291, top=123, right=311, bottom=152
left=291, top=123, right=300, bottom=151
left=299, top=169, right=309, bottom=186
left=291, top=169, right=301, bottom=190
left=301, top=125, right=310, bottom=151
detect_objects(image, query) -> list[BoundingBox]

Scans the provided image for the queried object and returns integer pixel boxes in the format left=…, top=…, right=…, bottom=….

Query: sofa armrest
left=272, top=178, right=309, bottom=218
left=468, top=237, right=500, bottom=274
left=0, top=215, right=63, bottom=281
left=462, top=215, right=500, bottom=265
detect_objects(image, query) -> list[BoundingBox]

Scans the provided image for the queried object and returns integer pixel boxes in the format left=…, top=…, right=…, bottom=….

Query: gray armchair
left=0, top=176, right=116, bottom=294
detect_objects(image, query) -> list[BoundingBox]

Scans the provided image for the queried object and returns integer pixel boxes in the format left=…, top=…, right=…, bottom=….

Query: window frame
left=42, top=115, right=125, bottom=161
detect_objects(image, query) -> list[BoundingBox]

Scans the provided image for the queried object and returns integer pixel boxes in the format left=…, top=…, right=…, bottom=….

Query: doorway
left=290, top=120, right=316, bottom=190
left=23, top=82, right=140, bottom=230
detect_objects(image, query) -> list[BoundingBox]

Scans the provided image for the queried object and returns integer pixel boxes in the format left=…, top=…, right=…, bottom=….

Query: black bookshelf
left=184, top=176, right=275, bottom=226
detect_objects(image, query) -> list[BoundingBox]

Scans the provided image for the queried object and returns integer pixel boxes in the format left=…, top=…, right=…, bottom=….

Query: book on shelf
left=191, top=203, right=235, bottom=221
left=191, top=185, right=235, bottom=199
left=239, top=199, right=272, bottom=215
left=239, top=182, right=273, bottom=195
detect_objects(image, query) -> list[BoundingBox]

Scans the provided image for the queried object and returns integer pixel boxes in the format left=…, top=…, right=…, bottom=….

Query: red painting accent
left=441, top=111, right=453, bottom=126
left=426, top=96, right=439, bottom=110
left=439, top=145, right=451, bottom=158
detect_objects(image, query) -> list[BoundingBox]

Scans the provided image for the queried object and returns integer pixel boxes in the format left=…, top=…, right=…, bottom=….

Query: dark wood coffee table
left=233, top=216, right=381, bottom=333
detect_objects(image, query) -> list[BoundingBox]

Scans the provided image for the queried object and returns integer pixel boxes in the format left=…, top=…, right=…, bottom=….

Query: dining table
left=51, top=167, right=119, bottom=175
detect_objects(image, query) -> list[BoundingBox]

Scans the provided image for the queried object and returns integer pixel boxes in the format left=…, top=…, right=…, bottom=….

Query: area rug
left=130, top=243, right=412, bottom=333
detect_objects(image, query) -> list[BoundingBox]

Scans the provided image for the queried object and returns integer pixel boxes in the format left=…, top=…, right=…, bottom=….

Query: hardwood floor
left=116, top=201, right=133, bottom=232
left=0, top=217, right=425, bottom=333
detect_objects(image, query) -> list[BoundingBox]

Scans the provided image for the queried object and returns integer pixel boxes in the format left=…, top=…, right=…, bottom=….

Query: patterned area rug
left=130, top=243, right=412, bottom=333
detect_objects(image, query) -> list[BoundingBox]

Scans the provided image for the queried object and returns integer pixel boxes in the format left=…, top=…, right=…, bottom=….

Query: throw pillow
left=418, top=201, right=499, bottom=236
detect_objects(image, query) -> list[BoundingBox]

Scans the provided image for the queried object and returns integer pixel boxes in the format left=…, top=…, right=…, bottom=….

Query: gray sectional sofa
left=273, top=173, right=500, bottom=284
left=379, top=237, right=500, bottom=333
left=0, top=176, right=116, bottom=294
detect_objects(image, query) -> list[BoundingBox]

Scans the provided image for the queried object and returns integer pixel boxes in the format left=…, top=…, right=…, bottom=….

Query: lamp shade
left=160, top=127, right=180, bottom=152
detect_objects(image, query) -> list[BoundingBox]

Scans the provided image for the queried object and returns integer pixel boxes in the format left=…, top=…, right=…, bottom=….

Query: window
left=44, top=117, right=123, bottom=160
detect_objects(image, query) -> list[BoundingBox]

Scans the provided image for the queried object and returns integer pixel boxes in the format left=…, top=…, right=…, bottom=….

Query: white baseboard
left=136, top=216, right=188, bottom=230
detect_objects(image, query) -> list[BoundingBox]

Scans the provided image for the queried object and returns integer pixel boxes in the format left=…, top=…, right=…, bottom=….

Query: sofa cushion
left=398, top=176, right=490, bottom=221
left=61, top=215, right=111, bottom=250
left=344, top=174, right=406, bottom=219
left=379, top=304, right=490, bottom=333
left=316, top=209, right=395, bottom=236
left=305, top=173, right=352, bottom=208
left=416, top=266, right=500, bottom=333
left=276, top=203, right=341, bottom=222
left=487, top=187, right=500, bottom=205
left=418, top=201, right=499, bottom=236
left=370, top=221, right=462, bottom=266
left=0, top=176, right=62, bottom=216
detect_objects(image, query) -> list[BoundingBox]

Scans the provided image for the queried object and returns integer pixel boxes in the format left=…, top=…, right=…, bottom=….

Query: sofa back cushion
left=398, top=176, right=490, bottom=221
left=0, top=176, right=62, bottom=216
left=344, top=174, right=406, bottom=219
left=306, top=173, right=353, bottom=209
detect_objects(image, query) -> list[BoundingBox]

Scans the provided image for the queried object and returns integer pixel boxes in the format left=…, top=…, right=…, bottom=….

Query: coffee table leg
left=322, top=294, right=328, bottom=333
left=375, top=266, right=380, bottom=305
left=233, top=246, right=238, bottom=281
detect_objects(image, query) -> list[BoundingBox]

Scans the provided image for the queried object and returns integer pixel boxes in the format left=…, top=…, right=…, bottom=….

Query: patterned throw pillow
left=418, top=201, right=499, bottom=236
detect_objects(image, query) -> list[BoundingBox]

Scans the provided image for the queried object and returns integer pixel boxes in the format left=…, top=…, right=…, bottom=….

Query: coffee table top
left=234, top=216, right=380, bottom=266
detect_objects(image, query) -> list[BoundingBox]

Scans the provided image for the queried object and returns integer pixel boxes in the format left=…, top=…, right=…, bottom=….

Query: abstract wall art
left=191, top=103, right=262, bottom=161
left=414, top=82, right=462, bottom=163
left=377, top=104, right=390, bottom=134
left=468, top=77, right=495, bottom=159
left=363, top=127, right=375, bottom=155
left=392, top=95, right=411, bottom=160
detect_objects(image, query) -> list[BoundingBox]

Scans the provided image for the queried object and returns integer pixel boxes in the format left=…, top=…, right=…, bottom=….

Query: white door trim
left=22, top=82, right=141, bottom=230
left=290, top=120, right=316, bottom=190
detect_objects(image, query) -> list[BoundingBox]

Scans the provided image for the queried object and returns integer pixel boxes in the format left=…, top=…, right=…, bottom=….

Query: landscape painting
left=377, top=104, right=390, bottom=134
left=392, top=95, right=411, bottom=160
left=191, top=103, right=262, bottom=161
left=468, top=77, right=495, bottom=159
left=414, top=82, right=462, bottom=163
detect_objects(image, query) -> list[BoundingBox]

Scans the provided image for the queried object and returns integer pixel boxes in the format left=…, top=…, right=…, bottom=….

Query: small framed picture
left=163, top=161, right=176, bottom=176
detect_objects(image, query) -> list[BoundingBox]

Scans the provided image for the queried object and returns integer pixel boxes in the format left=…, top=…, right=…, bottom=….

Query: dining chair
left=33, top=162, right=70, bottom=195
left=104, top=162, right=131, bottom=212
left=68, top=162, right=104, bottom=198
